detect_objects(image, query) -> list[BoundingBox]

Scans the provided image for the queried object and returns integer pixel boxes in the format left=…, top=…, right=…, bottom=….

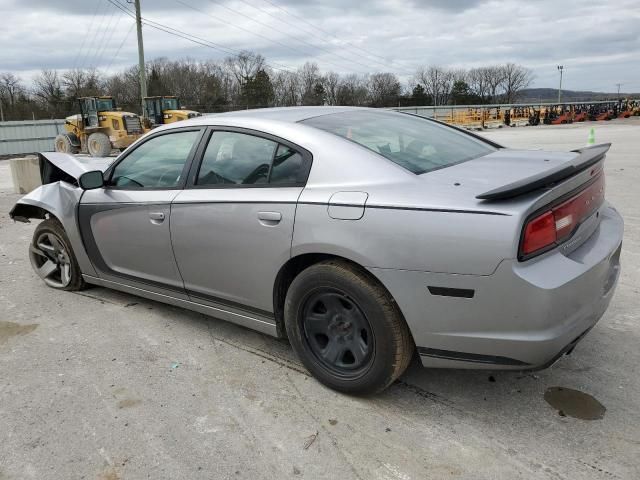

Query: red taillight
left=522, top=211, right=556, bottom=255
left=520, top=173, right=605, bottom=258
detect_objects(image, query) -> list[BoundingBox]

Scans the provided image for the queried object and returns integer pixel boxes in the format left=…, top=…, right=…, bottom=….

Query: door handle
left=149, top=212, right=165, bottom=224
left=257, top=211, right=281, bottom=225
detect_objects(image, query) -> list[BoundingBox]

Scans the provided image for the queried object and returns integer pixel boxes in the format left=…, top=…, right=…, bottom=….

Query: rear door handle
left=257, top=211, right=281, bottom=225
left=149, top=212, right=165, bottom=224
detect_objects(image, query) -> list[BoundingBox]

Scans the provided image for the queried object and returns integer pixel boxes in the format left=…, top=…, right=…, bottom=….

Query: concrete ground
left=0, top=119, right=638, bottom=480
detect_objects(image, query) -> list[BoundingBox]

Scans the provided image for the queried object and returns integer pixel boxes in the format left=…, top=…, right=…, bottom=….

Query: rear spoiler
left=476, top=143, right=611, bottom=201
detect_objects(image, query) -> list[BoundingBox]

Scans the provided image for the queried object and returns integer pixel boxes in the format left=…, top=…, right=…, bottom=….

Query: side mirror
left=78, top=170, right=104, bottom=190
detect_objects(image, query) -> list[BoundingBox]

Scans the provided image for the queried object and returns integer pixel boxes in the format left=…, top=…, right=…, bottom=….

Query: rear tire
left=284, top=260, right=414, bottom=394
left=29, top=219, right=86, bottom=291
left=54, top=134, right=79, bottom=154
left=87, top=132, right=112, bottom=157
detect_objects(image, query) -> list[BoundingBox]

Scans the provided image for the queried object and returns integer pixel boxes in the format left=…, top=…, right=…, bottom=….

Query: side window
left=270, top=144, right=306, bottom=185
left=110, top=130, right=200, bottom=188
left=197, top=131, right=277, bottom=186
left=196, top=130, right=309, bottom=187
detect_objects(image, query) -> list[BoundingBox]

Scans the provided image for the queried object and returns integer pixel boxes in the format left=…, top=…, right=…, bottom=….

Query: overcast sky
left=2, top=0, right=639, bottom=92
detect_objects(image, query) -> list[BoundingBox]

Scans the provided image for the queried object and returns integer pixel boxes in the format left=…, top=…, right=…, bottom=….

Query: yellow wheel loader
left=143, top=96, right=201, bottom=128
left=55, top=96, right=144, bottom=157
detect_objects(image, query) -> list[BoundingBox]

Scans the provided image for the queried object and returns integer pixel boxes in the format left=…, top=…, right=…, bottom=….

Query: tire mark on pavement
left=285, top=372, right=366, bottom=480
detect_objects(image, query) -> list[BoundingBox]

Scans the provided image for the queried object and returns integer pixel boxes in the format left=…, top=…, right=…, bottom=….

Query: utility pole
left=557, top=65, right=564, bottom=104
left=616, top=83, right=622, bottom=98
left=133, top=0, right=147, bottom=116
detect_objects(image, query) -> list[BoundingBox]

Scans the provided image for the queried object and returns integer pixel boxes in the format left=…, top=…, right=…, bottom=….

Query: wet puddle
left=0, top=321, right=38, bottom=345
left=544, top=386, right=606, bottom=420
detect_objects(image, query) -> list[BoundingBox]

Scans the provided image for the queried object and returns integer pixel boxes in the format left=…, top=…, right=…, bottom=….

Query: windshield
left=301, top=110, right=496, bottom=174
left=162, top=98, right=179, bottom=110
left=96, top=98, right=115, bottom=111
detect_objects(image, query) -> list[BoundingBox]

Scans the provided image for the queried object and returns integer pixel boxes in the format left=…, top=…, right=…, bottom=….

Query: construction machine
left=55, top=97, right=144, bottom=157
left=550, top=105, right=574, bottom=125
left=143, top=96, right=201, bottom=128
left=573, top=106, right=588, bottom=122
left=528, top=108, right=541, bottom=126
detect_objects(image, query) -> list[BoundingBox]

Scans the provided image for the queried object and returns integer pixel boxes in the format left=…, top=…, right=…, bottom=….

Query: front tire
left=284, top=260, right=414, bottom=394
left=87, top=132, right=112, bottom=157
left=29, top=219, right=85, bottom=291
left=54, top=134, right=79, bottom=154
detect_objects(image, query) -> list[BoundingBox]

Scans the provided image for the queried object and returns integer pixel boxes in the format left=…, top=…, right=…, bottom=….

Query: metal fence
left=0, top=119, right=65, bottom=156
left=391, top=100, right=636, bottom=128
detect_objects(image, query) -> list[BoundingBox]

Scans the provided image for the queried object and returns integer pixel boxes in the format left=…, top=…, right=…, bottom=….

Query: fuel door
left=328, top=191, right=368, bottom=220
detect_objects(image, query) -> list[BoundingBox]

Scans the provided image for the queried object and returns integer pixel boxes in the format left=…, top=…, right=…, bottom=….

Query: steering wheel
left=157, top=165, right=181, bottom=186
left=242, top=163, right=270, bottom=184
left=117, top=175, right=144, bottom=187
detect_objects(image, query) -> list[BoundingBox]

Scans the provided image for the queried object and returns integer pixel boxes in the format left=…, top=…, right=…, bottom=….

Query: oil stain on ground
left=117, top=398, right=141, bottom=409
left=544, top=386, right=606, bottom=420
left=0, top=321, right=38, bottom=345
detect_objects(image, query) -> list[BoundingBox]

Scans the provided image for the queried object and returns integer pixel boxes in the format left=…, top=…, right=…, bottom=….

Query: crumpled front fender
left=10, top=181, right=97, bottom=277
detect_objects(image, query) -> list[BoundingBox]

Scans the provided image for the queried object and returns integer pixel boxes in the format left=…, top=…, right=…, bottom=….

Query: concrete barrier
left=9, top=156, right=41, bottom=194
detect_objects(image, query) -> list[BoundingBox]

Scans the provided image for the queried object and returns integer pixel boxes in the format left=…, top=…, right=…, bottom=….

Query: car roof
left=208, top=106, right=372, bottom=123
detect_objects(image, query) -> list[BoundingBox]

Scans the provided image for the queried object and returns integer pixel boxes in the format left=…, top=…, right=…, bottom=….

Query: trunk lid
left=401, top=144, right=609, bottom=215
left=367, top=144, right=610, bottom=257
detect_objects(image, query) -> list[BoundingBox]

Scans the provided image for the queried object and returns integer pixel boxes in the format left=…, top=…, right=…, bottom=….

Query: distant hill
left=518, top=88, right=639, bottom=103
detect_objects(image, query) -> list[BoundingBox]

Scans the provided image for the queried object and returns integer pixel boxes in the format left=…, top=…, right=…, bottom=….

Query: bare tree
left=500, top=63, right=533, bottom=103
left=467, top=67, right=492, bottom=103
left=224, top=51, right=265, bottom=89
left=62, top=68, right=101, bottom=99
left=0, top=73, right=24, bottom=106
left=368, top=72, right=401, bottom=107
left=485, top=65, right=506, bottom=103
left=414, top=66, right=455, bottom=105
left=32, top=69, right=64, bottom=108
left=3, top=51, right=544, bottom=120
left=322, top=71, right=340, bottom=106
left=336, top=74, right=369, bottom=106
left=298, top=62, right=322, bottom=104
left=272, top=70, right=300, bottom=106
left=103, top=65, right=140, bottom=110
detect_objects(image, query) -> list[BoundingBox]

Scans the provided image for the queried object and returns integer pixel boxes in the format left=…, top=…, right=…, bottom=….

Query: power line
left=106, top=0, right=296, bottom=73
left=106, top=21, right=136, bottom=72
left=93, top=5, right=126, bottom=69
left=235, top=0, right=413, bottom=75
left=78, top=1, right=115, bottom=70
left=107, top=0, right=408, bottom=80
left=179, top=0, right=371, bottom=74
left=90, top=3, right=119, bottom=68
left=87, top=1, right=118, bottom=68
left=259, top=0, right=418, bottom=73
left=174, top=0, right=309, bottom=64
left=203, top=0, right=380, bottom=74
left=71, top=0, right=103, bottom=70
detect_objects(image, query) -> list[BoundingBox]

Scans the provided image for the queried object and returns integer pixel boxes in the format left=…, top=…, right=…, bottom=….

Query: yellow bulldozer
left=55, top=96, right=145, bottom=157
left=143, top=96, right=201, bottom=128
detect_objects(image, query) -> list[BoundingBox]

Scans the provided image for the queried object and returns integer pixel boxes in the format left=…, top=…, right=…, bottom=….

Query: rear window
left=301, top=110, right=496, bottom=174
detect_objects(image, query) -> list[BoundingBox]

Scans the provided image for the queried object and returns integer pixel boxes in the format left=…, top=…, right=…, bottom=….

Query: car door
left=79, top=127, right=205, bottom=298
left=170, top=127, right=312, bottom=317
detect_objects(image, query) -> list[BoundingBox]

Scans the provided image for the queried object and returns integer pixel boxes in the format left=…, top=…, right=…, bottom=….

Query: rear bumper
left=370, top=203, right=623, bottom=369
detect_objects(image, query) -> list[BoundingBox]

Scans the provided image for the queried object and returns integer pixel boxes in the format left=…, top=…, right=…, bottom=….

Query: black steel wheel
left=284, top=260, right=414, bottom=394
left=301, top=289, right=374, bottom=377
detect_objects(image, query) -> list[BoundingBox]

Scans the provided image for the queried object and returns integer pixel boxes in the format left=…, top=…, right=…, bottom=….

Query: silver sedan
left=10, top=107, right=623, bottom=394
